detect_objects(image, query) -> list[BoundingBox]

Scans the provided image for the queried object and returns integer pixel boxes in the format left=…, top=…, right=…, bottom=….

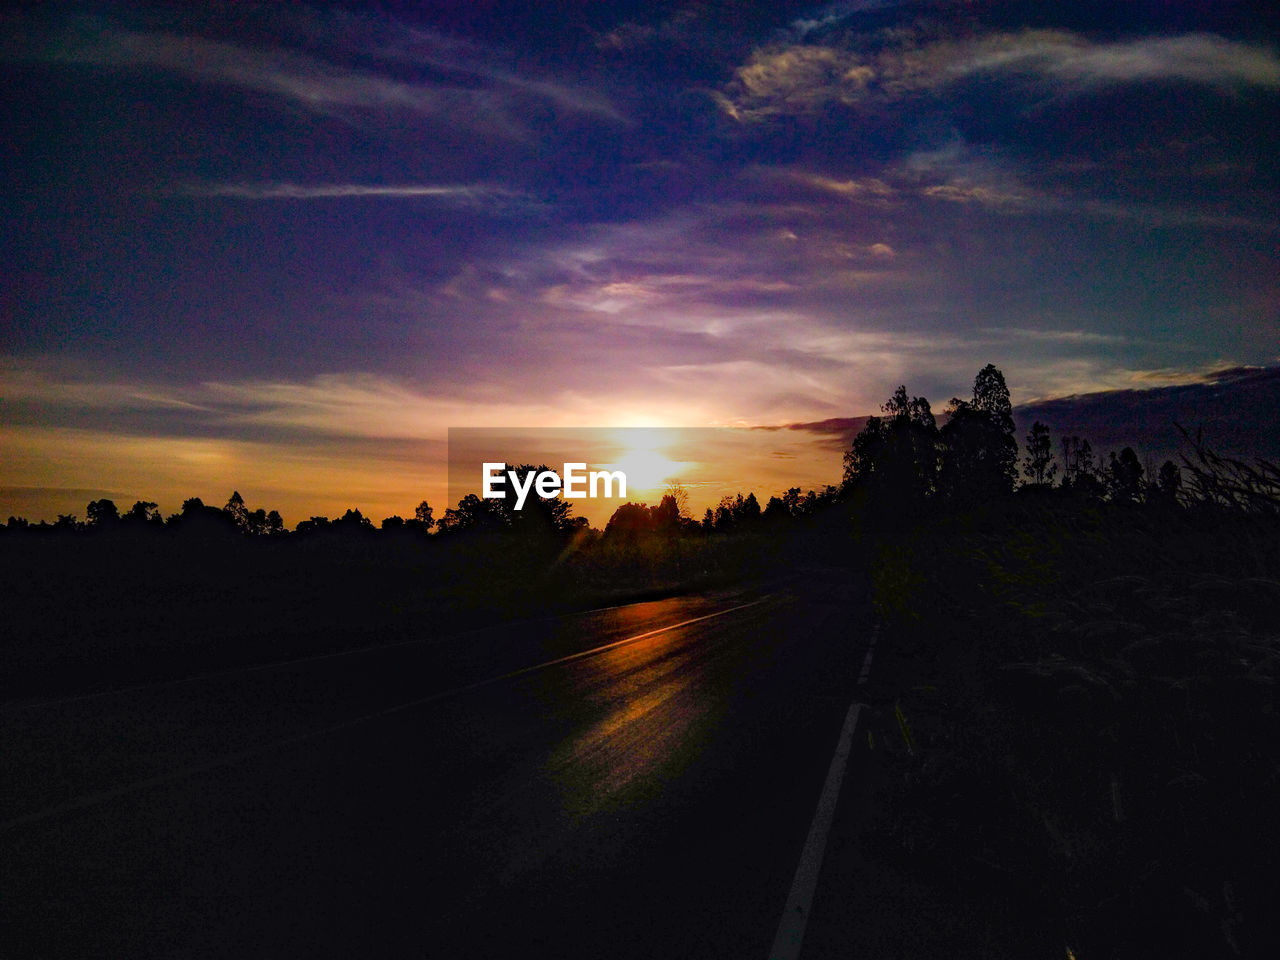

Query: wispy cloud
left=38, top=15, right=623, bottom=133
left=176, top=181, right=541, bottom=212
left=384, top=24, right=625, bottom=122
left=960, top=31, right=1280, bottom=90
left=56, top=30, right=456, bottom=114
left=717, top=30, right=1280, bottom=121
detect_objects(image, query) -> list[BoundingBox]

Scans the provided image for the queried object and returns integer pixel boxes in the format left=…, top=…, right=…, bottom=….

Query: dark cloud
left=1014, top=365, right=1280, bottom=464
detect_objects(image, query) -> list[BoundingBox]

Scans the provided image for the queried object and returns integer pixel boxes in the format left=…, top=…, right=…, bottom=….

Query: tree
left=782, top=486, right=802, bottom=516
left=763, top=496, right=789, bottom=522
left=938, top=365, right=1018, bottom=503
left=295, top=516, right=331, bottom=535
left=123, top=500, right=160, bottom=525
left=604, top=501, right=654, bottom=540
left=1154, top=460, right=1182, bottom=505
left=972, top=363, right=1015, bottom=426
left=224, top=491, right=249, bottom=531
left=664, top=481, right=690, bottom=521
left=437, top=493, right=505, bottom=535
left=1022, top=421, right=1058, bottom=487
left=713, top=495, right=736, bottom=530
left=86, top=498, right=119, bottom=527
left=1108, top=447, right=1145, bottom=504
left=651, top=494, right=681, bottom=532
left=413, top=500, right=435, bottom=531
left=843, top=385, right=940, bottom=505
left=381, top=515, right=405, bottom=531
left=1060, top=436, right=1104, bottom=498
left=332, top=508, right=374, bottom=533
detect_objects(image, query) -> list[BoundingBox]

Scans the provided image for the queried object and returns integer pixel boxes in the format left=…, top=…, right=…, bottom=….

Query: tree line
left=6, top=362, right=1275, bottom=539
left=841, top=363, right=1199, bottom=511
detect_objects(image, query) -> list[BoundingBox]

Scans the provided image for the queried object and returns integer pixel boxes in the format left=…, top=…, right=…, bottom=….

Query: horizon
left=3, top=2, right=1277, bottom=526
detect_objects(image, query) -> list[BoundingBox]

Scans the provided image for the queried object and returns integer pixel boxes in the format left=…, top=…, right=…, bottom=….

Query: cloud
left=55, top=29, right=453, bottom=112
left=792, top=2, right=900, bottom=38
left=984, top=328, right=1128, bottom=346
left=176, top=181, right=542, bottom=213
left=378, top=23, right=625, bottom=121
left=784, top=171, right=897, bottom=200
left=38, top=16, right=623, bottom=133
left=718, top=45, right=874, bottom=120
left=716, top=30, right=1280, bottom=121
left=964, top=31, right=1280, bottom=90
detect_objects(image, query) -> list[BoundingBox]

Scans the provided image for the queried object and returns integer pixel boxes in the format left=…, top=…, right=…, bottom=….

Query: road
left=2, top=577, right=872, bottom=959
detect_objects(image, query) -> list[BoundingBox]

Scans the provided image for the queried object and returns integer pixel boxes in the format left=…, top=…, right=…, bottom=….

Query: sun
left=601, top=429, right=689, bottom=496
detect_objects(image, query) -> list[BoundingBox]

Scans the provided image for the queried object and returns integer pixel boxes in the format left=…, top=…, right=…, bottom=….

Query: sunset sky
left=3, top=1, right=1278, bottom=524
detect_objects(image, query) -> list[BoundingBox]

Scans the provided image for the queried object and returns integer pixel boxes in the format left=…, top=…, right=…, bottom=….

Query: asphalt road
left=2, top=577, right=872, bottom=959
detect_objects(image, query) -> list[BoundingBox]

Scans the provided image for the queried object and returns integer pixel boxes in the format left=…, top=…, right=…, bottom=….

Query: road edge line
left=769, top=623, right=878, bottom=960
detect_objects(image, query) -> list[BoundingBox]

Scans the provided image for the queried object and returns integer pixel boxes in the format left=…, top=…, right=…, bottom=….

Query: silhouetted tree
left=332, top=508, right=374, bottom=534
left=86, top=499, right=119, bottom=527
left=295, top=516, right=331, bottom=534
left=123, top=500, right=161, bottom=525
left=783, top=487, right=803, bottom=515
left=605, top=502, right=654, bottom=540
left=381, top=515, right=405, bottom=531
left=1022, top=421, right=1058, bottom=487
left=938, top=365, right=1017, bottom=503
left=763, top=495, right=788, bottom=522
left=224, top=491, right=249, bottom=531
left=664, top=481, right=691, bottom=521
left=651, top=494, right=682, bottom=533
left=713, top=495, right=736, bottom=530
left=413, top=500, right=435, bottom=531
left=1060, top=436, right=1104, bottom=498
left=1154, top=460, right=1182, bottom=505
left=1108, top=447, right=1145, bottom=504
left=437, top=493, right=505, bottom=535
left=844, top=386, right=939, bottom=506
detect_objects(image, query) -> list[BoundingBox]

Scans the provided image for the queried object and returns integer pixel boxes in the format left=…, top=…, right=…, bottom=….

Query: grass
left=865, top=495, right=1280, bottom=957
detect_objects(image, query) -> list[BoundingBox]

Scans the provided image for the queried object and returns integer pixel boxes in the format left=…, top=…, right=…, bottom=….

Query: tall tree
left=86, top=498, right=119, bottom=527
left=938, top=365, right=1018, bottom=502
left=224, top=491, right=249, bottom=531
left=843, top=385, right=939, bottom=504
left=1108, top=448, right=1145, bottom=504
left=413, top=500, right=435, bottom=531
left=1022, top=421, right=1058, bottom=486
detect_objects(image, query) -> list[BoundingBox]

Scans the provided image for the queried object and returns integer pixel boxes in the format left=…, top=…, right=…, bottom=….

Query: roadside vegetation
left=5, top=363, right=1277, bottom=954
left=846, top=368, right=1280, bottom=958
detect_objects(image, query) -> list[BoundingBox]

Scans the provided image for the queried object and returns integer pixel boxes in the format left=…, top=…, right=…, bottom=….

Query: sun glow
left=601, top=428, right=690, bottom=495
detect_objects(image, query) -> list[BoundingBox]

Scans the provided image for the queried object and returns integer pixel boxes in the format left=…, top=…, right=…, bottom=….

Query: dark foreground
left=5, top=578, right=879, bottom=959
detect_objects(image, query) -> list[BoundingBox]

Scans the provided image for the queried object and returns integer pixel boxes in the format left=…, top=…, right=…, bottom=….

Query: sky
left=3, top=1, right=1278, bottom=524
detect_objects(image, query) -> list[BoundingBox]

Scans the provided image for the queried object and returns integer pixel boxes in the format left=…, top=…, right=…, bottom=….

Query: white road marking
left=1, top=596, right=773, bottom=831
left=857, top=626, right=878, bottom=685
left=769, top=626, right=877, bottom=960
